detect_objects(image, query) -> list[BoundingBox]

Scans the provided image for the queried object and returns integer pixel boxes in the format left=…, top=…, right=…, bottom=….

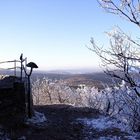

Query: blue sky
left=0, top=0, right=139, bottom=71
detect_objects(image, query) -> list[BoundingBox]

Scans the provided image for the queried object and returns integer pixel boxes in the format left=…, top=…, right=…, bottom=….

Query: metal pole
left=25, top=58, right=27, bottom=78
left=27, top=75, right=31, bottom=118
left=14, top=60, right=16, bottom=76
left=20, top=60, right=23, bottom=81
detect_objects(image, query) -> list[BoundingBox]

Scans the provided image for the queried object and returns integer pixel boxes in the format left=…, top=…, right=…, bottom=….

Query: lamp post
left=24, top=62, right=38, bottom=118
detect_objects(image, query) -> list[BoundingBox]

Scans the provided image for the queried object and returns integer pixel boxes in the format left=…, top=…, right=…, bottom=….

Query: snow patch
left=77, top=116, right=127, bottom=132
left=99, top=136, right=121, bottom=140
left=77, top=116, right=139, bottom=139
left=26, top=111, right=47, bottom=124
left=99, top=136, right=137, bottom=140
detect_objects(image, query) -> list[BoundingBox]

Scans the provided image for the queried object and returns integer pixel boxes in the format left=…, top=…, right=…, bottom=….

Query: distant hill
left=0, top=69, right=119, bottom=89
left=31, top=71, right=118, bottom=89
left=32, top=71, right=113, bottom=83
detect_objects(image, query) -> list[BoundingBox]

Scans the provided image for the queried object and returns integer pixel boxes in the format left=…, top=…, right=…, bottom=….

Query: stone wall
left=0, top=76, right=26, bottom=124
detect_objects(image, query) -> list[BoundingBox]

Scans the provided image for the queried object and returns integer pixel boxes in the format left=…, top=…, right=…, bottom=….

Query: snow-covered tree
left=90, top=27, right=140, bottom=97
left=88, top=0, right=140, bottom=131
left=32, top=78, right=83, bottom=106
left=32, top=77, right=140, bottom=131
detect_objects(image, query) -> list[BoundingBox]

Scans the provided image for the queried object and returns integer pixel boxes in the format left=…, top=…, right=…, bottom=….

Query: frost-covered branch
left=89, top=27, right=140, bottom=97
left=98, top=0, right=140, bottom=27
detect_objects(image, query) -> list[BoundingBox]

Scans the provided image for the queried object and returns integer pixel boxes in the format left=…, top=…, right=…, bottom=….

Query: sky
left=0, top=0, right=139, bottom=72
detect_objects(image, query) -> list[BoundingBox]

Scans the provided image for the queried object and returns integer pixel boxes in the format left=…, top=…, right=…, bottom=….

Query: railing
left=0, top=55, right=38, bottom=118
left=0, top=57, right=27, bottom=79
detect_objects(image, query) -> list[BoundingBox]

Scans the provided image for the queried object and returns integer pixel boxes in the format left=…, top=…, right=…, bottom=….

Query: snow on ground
left=98, top=136, right=137, bottom=140
left=26, top=111, right=47, bottom=125
left=77, top=116, right=128, bottom=132
left=77, top=116, right=139, bottom=140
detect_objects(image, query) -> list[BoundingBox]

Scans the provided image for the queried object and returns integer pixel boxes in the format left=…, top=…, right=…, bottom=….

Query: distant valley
left=0, top=69, right=119, bottom=89
left=32, top=71, right=118, bottom=89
